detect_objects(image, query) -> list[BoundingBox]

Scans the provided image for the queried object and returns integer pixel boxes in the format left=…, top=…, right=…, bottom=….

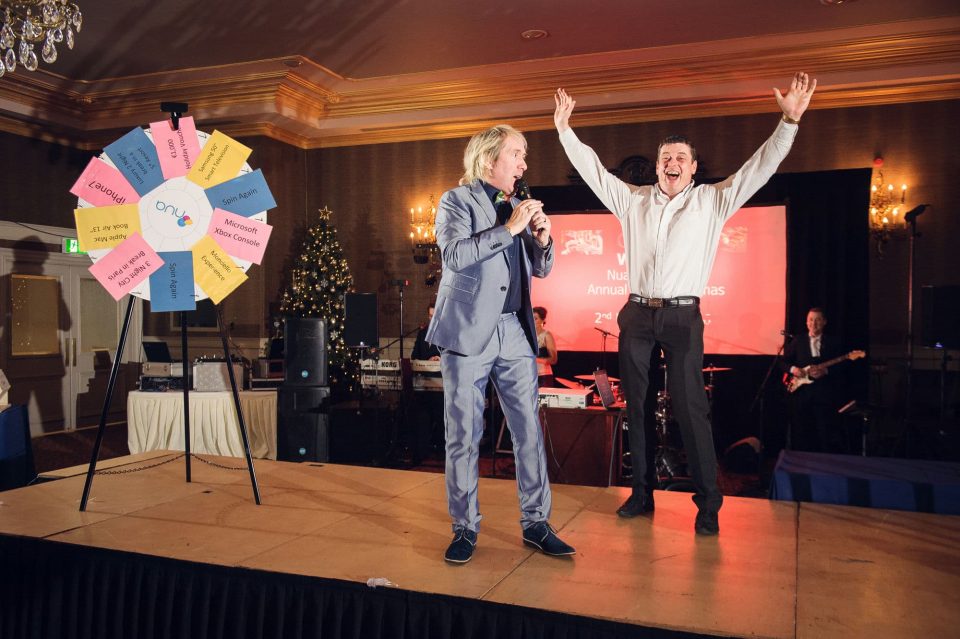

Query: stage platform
left=1, top=452, right=958, bottom=638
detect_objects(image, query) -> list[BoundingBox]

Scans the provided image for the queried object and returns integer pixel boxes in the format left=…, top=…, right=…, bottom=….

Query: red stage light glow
left=532, top=206, right=786, bottom=355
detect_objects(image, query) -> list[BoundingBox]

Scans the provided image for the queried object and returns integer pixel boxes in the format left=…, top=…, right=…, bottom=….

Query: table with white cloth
left=127, top=390, right=277, bottom=460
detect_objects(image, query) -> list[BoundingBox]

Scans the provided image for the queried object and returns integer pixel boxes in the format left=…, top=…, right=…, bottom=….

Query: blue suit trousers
left=441, top=312, right=552, bottom=533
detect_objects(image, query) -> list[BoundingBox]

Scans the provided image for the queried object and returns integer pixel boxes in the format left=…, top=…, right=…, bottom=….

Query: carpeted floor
left=30, top=423, right=130, bottom=474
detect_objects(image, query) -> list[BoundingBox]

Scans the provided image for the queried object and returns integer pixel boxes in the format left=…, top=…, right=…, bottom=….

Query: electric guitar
left=783, top=350, right=866, bottom=393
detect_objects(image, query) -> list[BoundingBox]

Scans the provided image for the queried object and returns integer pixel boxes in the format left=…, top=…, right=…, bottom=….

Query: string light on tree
left=279, top=206, right=359, bottom=392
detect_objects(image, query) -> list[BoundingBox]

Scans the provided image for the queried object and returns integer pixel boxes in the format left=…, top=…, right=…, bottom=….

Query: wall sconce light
left=410, top=196, right=438, bottom=264
left=409, top=196, right=441, bottom=286
left=869, top=156, right=907, bottom=255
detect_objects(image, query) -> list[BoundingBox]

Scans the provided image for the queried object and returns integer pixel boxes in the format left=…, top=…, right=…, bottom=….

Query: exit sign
left=62, top=238, right=86, bottom=255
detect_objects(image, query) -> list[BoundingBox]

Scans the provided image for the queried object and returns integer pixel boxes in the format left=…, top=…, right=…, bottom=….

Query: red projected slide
left=531, top=206, right=786, bottom=355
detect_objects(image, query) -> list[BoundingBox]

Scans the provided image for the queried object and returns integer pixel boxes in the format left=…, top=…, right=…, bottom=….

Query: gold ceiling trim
left=306, top=79, right=960, bottom=149
left=325, top=27, right=960, bottom=117
left=1, top=25, right=958, bottom=149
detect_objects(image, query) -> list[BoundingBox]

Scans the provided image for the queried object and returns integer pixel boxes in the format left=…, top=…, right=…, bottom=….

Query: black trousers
left=617, top=300, right=722, bottom=513
left=791, top=387, right=842, bottom=453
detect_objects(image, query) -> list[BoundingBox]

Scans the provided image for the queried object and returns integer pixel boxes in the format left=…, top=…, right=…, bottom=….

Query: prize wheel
left=76, top=129, right=266, bottom=302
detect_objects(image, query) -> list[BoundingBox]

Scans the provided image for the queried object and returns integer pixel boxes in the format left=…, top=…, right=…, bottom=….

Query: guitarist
left=781, top=308, right=844, bottom=453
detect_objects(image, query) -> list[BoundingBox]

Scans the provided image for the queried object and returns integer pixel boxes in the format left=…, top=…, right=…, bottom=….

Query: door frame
left=0, top=221, right=142, bottom=433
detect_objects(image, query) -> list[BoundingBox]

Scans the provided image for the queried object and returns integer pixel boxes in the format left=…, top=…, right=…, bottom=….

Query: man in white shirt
left=553, top=73, right=817, bottom=535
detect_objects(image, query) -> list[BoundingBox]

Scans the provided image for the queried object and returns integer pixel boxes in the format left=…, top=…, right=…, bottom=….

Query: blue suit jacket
left=425, top=181, right=554, bottom=357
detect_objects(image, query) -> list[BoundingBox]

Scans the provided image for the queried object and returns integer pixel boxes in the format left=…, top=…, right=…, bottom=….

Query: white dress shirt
left=558, top=120, right=797, bottom=298
left=809, top=334, right=821, bottom=358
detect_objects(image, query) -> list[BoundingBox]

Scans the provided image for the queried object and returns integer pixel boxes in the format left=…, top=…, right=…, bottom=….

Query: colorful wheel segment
left=71, top=122, right=276, bottom=308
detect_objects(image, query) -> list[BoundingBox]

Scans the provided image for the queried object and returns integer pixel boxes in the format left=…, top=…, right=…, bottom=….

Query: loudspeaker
left=344, top=293, right=378, bottom=348
left=278, top=386, right=330, bottom=462
left=284, top=317, right=327, bottom=386
left=921, top=285, right=960, bottom=348
left=329, top=400, right=393, bottom=464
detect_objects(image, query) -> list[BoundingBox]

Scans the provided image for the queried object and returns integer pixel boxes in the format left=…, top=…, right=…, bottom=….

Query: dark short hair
left=808, top=307, right=826, bottom=317
left=657, top=135, right=697, bottom=163
left=533, top=306, right=547, bottom=320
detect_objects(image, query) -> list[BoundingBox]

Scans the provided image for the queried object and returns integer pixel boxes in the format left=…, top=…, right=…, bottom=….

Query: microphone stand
left=369, top=325, right=423, bottom=358
left=748, top=332, right=790, bottom=459
left=594, top=326, right=619, bottom=370
left=371, top=323, right=421, bottom=466
left=897, top=203, right=927, bottom=456
left=387, top=279, right=408, bottom=359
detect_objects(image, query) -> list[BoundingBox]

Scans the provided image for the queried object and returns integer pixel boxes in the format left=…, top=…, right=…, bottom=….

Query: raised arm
left=554, top=88, right=635, bottom=218
left=774, top=72, right=817, bottom=123
left=554, top=88, right=576, bottom=133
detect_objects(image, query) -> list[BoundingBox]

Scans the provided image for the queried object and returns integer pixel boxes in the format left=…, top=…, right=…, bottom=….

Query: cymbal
left=702, top=366, right=732, bottom=373
left=575, top=373, right=620, bottom=382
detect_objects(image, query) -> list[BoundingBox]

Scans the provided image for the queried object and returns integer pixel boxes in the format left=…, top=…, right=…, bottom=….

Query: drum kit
left=561, top=360, right=733, bottom=488
left=593, top=361, right=732, bottom=489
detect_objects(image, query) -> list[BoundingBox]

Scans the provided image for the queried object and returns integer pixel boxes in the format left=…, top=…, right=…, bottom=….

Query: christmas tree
left=280, top=206, right=358, bottom=393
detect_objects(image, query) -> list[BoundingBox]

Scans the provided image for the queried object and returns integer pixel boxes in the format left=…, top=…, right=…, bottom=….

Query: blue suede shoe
left=522, top=521, right=575, bottom=556
left=444, top=528, right=477, bottom=563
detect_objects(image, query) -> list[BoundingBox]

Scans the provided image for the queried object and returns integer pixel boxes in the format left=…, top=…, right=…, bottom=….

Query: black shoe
left=444, top=528, right=477, bottom=563
left=616, top=492, right=655, bottom=518
left=522, top=521, right=576, bottom=556
left=695, top=510, right=719, bottom=536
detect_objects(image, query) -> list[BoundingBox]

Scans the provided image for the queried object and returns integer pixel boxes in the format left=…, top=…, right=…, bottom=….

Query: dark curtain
left=757, top=168, right=871, bottom=359
left=0, top=536, right=707, bottom=639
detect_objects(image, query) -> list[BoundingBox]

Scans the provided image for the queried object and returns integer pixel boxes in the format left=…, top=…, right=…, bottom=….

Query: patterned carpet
left=30, top=423, right=130, bottom=474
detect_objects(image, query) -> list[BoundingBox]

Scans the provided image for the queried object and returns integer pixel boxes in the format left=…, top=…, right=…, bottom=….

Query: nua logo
left=155, top=200, right=192, bottom=227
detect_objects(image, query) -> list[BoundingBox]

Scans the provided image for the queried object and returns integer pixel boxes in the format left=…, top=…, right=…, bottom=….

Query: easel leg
left=80, top=296, right=136, bottom=511
left=181, top=311, right=191, bottom=482
left=217, top=307, right=261, bottom=504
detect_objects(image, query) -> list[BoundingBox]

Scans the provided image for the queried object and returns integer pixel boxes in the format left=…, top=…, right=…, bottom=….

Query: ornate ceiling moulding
left=0, top=23, right=958, bottom=149
left=324, top=25, right=960, bottom=120
left=211, top=121, right=313, bottom=149
left=0, top=57, right=339, bottom=141
left=0, top=113, right=80, bottom=146
left=305, top=78, right=960, bottom=149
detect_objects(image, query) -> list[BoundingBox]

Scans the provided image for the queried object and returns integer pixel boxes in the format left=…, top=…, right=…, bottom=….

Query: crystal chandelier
left=0, top=1, right=82, bottom=77
left=868, top=156, right=907, bottom=253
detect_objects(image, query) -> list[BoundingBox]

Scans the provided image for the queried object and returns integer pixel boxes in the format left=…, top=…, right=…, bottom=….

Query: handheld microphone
left=780, top=330, right=794, bottom=339
left=513, top=177, right=532, bottom=201
left=388, top=279, right=409, bottom=287
left=515, top=177, right=547, bottom=237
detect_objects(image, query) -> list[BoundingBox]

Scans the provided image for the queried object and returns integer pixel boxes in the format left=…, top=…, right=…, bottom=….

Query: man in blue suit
left=425, top=124, right=575, bottom=564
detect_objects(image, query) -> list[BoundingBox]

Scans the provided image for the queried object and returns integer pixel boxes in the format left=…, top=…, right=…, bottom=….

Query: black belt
left=629, top=294, right=700, bottom=308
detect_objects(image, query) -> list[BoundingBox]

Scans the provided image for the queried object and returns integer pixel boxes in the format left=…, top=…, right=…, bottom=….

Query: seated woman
left=533, top=306, right=558, bottom=388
